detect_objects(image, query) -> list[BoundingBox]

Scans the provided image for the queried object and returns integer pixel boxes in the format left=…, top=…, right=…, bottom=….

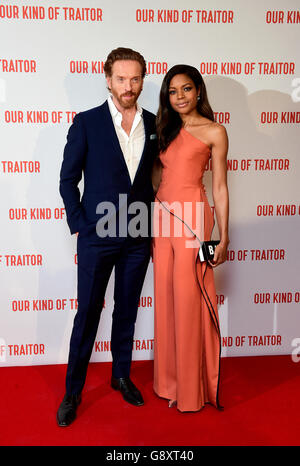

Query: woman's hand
left=209, top=240, right=229, bottom=267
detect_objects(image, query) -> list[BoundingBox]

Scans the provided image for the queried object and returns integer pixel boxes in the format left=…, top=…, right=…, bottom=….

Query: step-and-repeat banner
left=0, top=0, right=299, bottom=366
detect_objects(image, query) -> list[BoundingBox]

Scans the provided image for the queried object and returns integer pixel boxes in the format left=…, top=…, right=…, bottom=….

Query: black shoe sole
left=111, top=383, right=144, bottom=406
left=56, top=416, right=76, bottom=427
left=56, top=397, right=81, bottom=427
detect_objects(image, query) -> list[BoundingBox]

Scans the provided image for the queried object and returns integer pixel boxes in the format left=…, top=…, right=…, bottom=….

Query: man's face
left=106, top=60, right=144, bottom=110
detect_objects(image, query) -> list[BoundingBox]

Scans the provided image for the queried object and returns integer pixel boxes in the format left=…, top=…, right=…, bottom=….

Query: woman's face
left=168, top=73, right=199, bottom=116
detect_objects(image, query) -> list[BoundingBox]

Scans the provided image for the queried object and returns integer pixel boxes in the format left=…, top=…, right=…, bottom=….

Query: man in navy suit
left=57, top=48, right=157, bottom=426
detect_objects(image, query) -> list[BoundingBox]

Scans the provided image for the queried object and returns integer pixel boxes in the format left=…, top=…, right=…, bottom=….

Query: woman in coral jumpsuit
left=152, top=65, right=229, bottom=412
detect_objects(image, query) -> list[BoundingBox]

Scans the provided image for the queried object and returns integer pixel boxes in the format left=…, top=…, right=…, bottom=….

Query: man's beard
left=111, top=89, right=141, bottom=109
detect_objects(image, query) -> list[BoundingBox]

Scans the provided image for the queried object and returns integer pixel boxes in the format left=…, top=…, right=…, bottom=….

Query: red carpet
left=0, top=355, right=299, bottom=446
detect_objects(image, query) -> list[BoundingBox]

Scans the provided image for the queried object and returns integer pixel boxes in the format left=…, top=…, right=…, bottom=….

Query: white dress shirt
left=107, top=95, right=145, bottom=183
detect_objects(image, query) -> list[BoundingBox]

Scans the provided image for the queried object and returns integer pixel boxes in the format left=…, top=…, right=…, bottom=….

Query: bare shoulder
left=209, top=122, right=228, bottom=143
left=186, top=118, right=228, bottom=149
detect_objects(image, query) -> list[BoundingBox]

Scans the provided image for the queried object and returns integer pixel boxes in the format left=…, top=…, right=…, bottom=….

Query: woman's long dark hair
left=156, top=64, right=214, bottom=153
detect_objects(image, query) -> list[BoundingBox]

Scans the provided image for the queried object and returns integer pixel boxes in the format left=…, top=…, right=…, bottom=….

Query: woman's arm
left=152, top=157, right=163, bottom=194
left=210, top=124, right=229, bottom=267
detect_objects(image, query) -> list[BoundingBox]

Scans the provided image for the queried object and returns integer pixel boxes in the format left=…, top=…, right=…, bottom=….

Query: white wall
left=0, top=0, right=299, bottom=366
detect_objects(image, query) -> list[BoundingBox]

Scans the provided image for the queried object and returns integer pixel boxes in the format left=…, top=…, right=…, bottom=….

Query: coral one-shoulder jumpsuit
left=152, top=127, right=222, bottom=412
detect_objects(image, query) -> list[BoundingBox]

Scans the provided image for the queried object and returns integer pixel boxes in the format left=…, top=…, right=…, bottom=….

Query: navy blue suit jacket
left=60, top=100, right=157, bottom=236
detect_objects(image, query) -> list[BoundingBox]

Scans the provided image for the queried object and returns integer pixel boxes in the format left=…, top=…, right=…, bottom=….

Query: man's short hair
left=104, top=47, right=147, bottom=78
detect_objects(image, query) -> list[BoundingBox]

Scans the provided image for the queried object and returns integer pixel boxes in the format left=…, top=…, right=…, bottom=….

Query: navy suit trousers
left=65, top=230, right=151, bottom=395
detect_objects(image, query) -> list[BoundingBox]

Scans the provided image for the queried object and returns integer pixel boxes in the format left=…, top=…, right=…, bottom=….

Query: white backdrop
left=0, top=0, right=299, bottom=366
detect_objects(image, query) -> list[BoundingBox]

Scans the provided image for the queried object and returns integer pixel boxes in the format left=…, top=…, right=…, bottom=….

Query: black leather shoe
left=111, top=377, right=144, bottom=406
left=56, top=393, right=81, bottom=427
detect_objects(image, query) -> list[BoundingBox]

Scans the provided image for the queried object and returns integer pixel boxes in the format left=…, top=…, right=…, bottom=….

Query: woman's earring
left=197, top=95, right=201, bottom=101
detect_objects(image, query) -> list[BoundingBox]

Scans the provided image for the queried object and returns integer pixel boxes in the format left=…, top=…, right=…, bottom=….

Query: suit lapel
left=97, top=100, right=153, bottom=186
left=132, top=109, right=152, bottom=184
left=98, top=101, right=132, bottom=183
